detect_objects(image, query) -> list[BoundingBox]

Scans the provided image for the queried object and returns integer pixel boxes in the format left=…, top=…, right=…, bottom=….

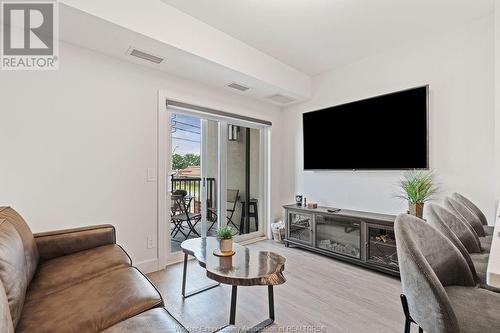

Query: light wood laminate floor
left=148, top=240, right=414, bottom=333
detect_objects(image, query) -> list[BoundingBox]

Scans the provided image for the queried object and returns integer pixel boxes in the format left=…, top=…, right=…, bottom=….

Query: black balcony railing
left=171, top=175, right=216, bottom=213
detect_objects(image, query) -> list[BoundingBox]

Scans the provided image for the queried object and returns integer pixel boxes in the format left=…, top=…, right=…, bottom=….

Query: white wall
left=0, top=42, right=283, bottom=269
left=281, top=14, right=496, bottom=220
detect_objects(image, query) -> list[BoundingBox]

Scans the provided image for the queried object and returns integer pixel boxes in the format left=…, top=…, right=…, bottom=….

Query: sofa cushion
left=446, top=286, right=500, bottom=332
left=0, top=281, right=14, bottom=333
left=16, top=267, right=163, bottom=333
left=471, top=253, right=489, bottom=282
left=470, top=252, right=489, bottom=264
left=0, top=207, right=39, bottom=283
left=102, top=308, right=188, bottom=333
left=27, top=244, right=132, bottom=300
left=470, top=255, right=500, bottom=292
left=480, top=235, right=492, bottom=253
left=0, top=219, right=28, bottom=328
left=484, top=225, right=494, bottom=236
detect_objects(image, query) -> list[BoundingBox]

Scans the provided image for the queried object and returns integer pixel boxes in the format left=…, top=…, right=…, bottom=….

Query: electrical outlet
left=147, top=235, right=154, bottom=249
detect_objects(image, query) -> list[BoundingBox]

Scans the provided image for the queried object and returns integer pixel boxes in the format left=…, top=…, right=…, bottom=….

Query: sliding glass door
left=225, top=124, right=262, bottom=238
left=169, top=113, right=221, bottom=256
left=164, top=105, right=268, bottom=262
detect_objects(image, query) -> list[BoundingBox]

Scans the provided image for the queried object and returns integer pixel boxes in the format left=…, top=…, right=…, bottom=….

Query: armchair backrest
left=395, top=214, right=475, bottom=333
left=427, top=203, right=481, bottom=254
left=427, top=203, right=479, bottom=283
left=452, top=192, right=488, bottom=226
left=444, top=197, right=485, bottom=237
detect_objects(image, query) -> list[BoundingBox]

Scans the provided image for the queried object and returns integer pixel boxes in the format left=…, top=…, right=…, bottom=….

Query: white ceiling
left=59, top=4, right=308, bottom=105
left=162, top=0, right=494, bottom=75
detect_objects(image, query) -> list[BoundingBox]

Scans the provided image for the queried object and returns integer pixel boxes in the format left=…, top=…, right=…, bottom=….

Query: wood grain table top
left=181, top=237, right=286, bottom=286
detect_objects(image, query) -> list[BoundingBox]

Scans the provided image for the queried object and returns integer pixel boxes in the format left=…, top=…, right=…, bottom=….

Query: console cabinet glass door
left=315, top=215, right=361, bottom=259
left=288, top=211, right=313, bottom=245
left=366, top=223, right=398, bottom=270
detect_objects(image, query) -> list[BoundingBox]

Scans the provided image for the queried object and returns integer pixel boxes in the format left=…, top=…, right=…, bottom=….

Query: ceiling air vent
left=266, top=94, right=296, bottom=105
left=227, top=82, right=250, bottom=92
left=127, top=47, right=164, bottom=64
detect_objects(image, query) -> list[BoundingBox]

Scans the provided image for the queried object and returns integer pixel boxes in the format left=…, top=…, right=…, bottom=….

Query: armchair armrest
left=34, top=224, right=116, bottom=260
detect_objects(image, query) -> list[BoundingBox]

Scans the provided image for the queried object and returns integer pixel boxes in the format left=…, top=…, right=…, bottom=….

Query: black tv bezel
left=302, top=85, right=429, bottom=171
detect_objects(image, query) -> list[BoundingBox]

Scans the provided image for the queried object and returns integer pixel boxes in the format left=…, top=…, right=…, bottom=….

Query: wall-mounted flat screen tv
left=303, top=86, right=428, bottom=170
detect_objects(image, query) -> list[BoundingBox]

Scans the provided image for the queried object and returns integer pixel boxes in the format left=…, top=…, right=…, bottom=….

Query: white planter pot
left=220, top=239, right=233, bottom=253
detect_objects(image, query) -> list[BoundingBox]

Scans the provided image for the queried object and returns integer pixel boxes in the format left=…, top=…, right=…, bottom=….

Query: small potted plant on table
left=397, top=171, right=437, bottom=219
left=217, top=226, right=237, bottom=254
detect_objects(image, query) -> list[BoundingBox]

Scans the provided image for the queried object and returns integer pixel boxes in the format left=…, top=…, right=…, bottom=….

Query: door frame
left=157, top=91, right=272, bottom=267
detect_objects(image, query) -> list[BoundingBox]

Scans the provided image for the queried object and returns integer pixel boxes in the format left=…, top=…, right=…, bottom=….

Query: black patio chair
left=171, top=190, right=201, bottom=240
left=208, top=189, right=240, bottom=232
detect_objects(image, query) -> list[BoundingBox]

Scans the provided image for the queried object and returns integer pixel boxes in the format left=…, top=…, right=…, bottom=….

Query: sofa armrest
left=34, top=224, right=116, bottom=260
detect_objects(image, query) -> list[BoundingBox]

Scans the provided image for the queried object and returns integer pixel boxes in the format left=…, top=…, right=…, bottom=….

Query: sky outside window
left=171, top=114, right=200, bottom=155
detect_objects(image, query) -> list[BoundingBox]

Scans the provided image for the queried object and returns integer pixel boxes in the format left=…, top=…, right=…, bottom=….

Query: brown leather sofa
left=0, top=206, right=187, bottom=333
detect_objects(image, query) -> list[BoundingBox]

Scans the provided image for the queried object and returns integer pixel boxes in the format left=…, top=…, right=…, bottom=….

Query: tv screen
left=303, top=86, right=428, bottom=170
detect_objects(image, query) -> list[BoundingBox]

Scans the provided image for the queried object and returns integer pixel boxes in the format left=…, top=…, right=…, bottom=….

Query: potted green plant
left=217, top=226, right=237, bottom=253
left=397, top=171, right=438, bottom=218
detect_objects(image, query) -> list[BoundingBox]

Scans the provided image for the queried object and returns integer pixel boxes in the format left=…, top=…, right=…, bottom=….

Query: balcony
left=170, top=175, right=216, bottom=214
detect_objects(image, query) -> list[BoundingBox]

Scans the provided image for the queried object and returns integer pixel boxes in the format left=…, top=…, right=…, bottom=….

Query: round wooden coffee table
left=180, top=237, right=286, bottom=332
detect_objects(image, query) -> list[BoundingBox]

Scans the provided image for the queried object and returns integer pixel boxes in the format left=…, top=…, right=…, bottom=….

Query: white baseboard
left=134, top=258, right=159, bottom=274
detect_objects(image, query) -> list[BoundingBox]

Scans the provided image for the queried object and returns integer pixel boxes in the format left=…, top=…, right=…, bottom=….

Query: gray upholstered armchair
left=444, top=197, right=492, bottom=252
left=426, top=203, right=481, bottom=282
left=427, top=203, right=482, bottom=253
left=445, top=197, right=487, bottom=237
left=426, top=203, right=495, bottom=290
left=452, top=192, right=494, bottom=235
left=395, top=213, right=500, bottom=333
